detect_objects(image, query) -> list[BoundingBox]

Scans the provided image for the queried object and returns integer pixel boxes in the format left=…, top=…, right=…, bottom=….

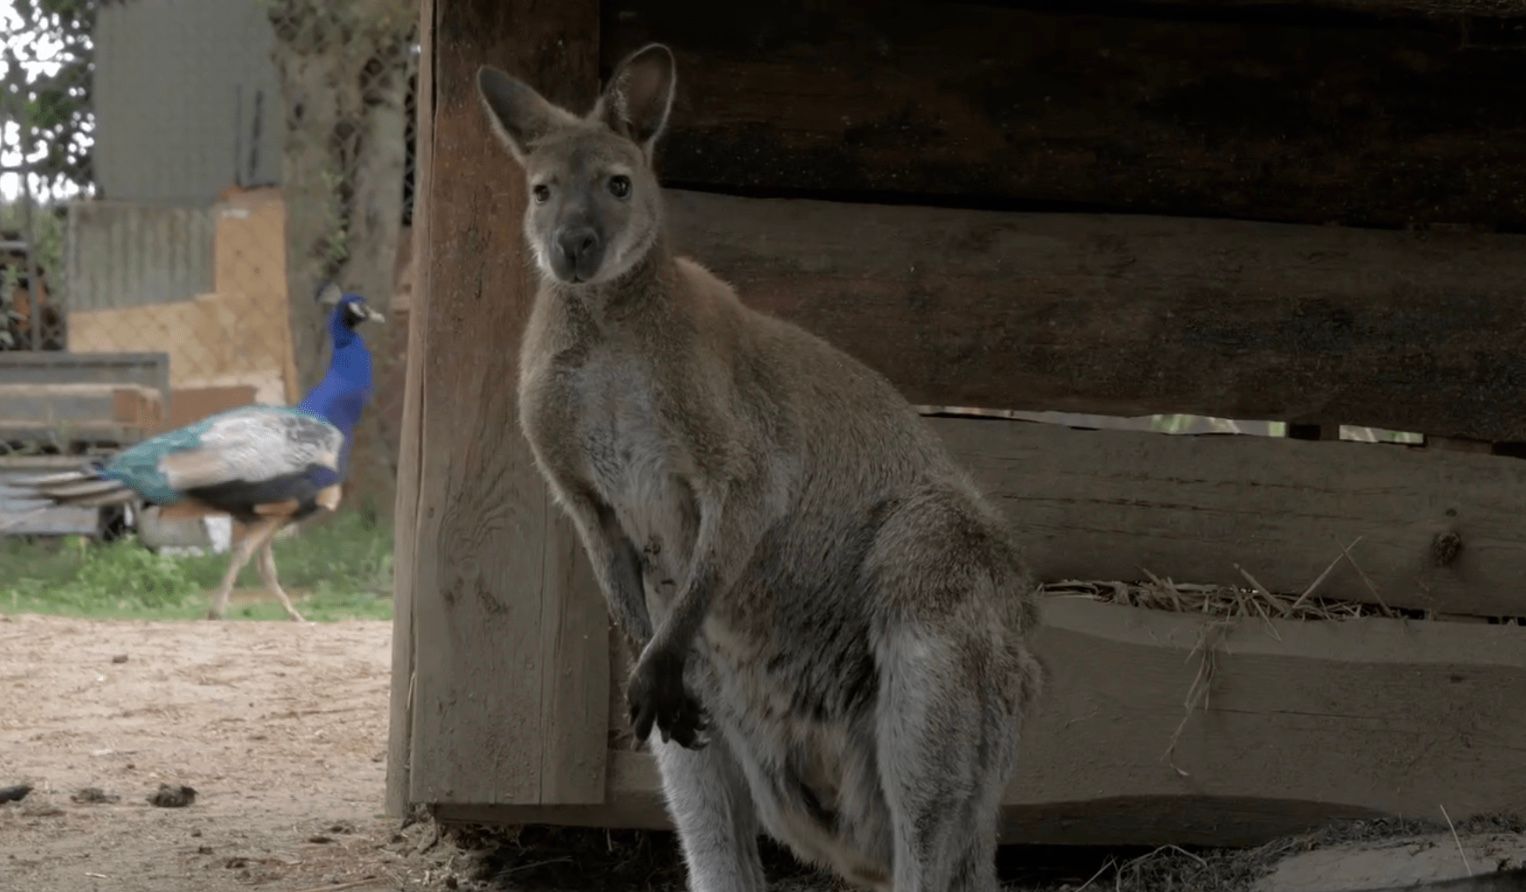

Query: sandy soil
left=0, top=613, right=416, bottom=892
left=0, top=614, right=838, bottom=892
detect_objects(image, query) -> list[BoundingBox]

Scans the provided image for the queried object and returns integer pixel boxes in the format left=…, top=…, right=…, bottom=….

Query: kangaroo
left=477, top=44, right=1041, bottom=892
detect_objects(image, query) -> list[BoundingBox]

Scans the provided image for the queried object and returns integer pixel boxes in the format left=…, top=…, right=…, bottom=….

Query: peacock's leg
left=257, top=538, right=305, bottom=622
left=206, top=517, right=283, bottom=620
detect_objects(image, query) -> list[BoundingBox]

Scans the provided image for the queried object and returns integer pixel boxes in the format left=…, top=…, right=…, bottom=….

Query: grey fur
left=479, top=43, right=1042, bottom=892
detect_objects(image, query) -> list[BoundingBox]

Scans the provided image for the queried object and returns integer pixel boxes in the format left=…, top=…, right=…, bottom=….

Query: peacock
left=18, top=284, right=384, bottom=622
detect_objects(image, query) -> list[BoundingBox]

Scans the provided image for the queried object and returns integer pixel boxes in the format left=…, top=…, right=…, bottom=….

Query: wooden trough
left=388, top=0, right=1526, bottom=846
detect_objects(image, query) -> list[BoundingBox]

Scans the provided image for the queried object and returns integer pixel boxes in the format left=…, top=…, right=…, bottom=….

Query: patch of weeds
left=0, top=511, right=393, bottom=621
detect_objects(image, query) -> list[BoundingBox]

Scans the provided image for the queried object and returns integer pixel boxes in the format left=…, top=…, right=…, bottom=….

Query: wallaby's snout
left=553, top=224, right=604, bottom=283
left=477, top=44, right=677, bottom=288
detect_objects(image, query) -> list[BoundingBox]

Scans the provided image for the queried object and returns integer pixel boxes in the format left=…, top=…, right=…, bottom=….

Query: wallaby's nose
left=556, top=227, right=601, bottom=272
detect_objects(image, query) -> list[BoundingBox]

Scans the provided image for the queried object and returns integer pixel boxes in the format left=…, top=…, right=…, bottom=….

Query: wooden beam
left=439, top=599, right=1526, bottom=847
left=407, top=0, right=610, bottom=807
left=1008, top=598, right=1526, bottom=846
left=1115, top=0, right=1526, bottom=15
left=664, top=191, right=1526, bottom=442
left=386, top=0, right=434, bottom=819
left=937, top=417, right=1526, bottom=617
left=606, top=1, right=1526, bottom=230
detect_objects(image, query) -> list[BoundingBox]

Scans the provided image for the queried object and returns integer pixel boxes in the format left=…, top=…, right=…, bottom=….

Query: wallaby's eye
left=532, top=183, right=551, bottom=204
left=608, top=175, right=632, bottom=200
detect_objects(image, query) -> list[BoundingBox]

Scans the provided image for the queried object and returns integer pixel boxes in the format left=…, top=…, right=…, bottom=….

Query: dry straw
left=1038, top=540, right=1410, bottom=781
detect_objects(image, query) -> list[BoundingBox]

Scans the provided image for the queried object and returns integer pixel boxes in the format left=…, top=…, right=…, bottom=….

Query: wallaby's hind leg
left=653, top=734, right=767, bottom=892
left=876, top=623, right=1018, bottom=892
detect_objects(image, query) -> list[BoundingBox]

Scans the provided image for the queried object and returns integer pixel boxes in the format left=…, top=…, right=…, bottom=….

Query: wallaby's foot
left=628, top=650, right=709, bottom=749
left=284, top=607, right=306, bottom=623
left=205, top=608, right=223, bottom=621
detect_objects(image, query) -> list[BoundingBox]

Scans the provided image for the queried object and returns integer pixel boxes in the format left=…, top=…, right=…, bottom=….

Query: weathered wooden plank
left=664, top=191, right=1526, bottom=442
left=386, top=0, right=434, bottom=819
left=606, top=1, right=1526, bottom=230
left=1117, top=0, right=1526, bottom=15
left=1110, top=0, right=1526, bottom=14
left=0, top=384, right=161, bottom=426
left=433, top=749, right=669, bottom=832
left=1005, top=598, right=1526, bottom=845
left=1255, top=831, right=1526, bottom=891
left=938, top=417, right=1526, bottom=617
left=408, top=0, right=609, bottom=807
left=537, top=524, right=613, bottom=804
left=440, top=599, right=1526, bottom=847
left=0, top=353, right=169, bottom=397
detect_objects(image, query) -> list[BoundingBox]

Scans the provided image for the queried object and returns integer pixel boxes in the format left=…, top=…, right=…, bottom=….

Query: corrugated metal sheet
left=66, top=202, right=216, bottom=309
left=93, top=0, right=284, bottom=205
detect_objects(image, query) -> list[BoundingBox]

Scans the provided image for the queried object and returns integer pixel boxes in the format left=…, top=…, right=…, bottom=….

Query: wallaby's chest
left=560, top=348, right=695, bottom=574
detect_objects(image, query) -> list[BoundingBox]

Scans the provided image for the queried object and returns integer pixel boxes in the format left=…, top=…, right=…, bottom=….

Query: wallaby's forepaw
left=628, top=650, right=709, bottom=749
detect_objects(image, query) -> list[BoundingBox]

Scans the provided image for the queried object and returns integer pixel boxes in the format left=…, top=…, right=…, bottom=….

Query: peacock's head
left=316, top=283, right=385, bottom=341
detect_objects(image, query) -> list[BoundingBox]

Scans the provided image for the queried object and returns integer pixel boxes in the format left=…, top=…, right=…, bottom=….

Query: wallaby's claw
left=627, top=650, right=708, bottom=750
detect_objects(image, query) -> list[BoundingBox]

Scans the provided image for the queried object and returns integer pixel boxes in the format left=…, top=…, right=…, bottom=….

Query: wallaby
left=477, top=43, right=1041, bottom=892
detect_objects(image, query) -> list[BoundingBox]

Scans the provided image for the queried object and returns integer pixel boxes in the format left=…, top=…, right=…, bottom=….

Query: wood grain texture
left=606, top=1, right=1526, bottom=230
left=407, top=0, right=609, bottom=807
left=939, top=417, right=1526, bottom=617
left=537, top=526, right=613, bottom=804
left=442, top=599, right=1526, bottom=847
left=1116, top=0, right=1526, bottom=14
left=385, top=0, right=433, bottom=819
left=1007, top=598, right=1526, bottom=845
left=664, top=190, right=1526, bottom=441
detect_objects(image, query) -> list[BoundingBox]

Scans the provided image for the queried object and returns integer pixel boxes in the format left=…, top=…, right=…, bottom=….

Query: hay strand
left=1041, top=576, right=1383, bottom=623
left=1440, top=804, right=1474, bottom=877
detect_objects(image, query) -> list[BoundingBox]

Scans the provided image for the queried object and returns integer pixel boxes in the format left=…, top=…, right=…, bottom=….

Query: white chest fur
left=570, top=353, right=696, bottom=602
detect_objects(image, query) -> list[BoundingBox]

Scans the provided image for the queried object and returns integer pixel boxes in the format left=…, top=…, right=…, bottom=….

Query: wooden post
left=392, top=0, right=610, bottom=809
left=385, top=0, right=435, bottom=819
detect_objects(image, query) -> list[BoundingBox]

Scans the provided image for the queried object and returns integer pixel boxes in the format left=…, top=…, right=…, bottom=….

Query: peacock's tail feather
left=15, top=467, right=137, bottom=508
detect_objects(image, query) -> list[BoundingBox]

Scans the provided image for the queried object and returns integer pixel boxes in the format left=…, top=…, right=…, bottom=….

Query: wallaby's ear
left=595, top=43, right=676, bottom=156
left=477, top=65, right=574, bottom=162
left=315, top=282, right=342, bottom=306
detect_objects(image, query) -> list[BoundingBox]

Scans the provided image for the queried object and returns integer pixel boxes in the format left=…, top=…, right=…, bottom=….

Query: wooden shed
left=389, top=0, right=1526, bottom=846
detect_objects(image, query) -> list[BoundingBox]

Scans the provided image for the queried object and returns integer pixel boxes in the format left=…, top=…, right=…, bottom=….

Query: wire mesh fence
left=1, top=0, right=417, bottom=492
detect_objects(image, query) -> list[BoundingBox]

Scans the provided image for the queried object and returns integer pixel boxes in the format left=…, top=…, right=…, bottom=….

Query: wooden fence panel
left=665, top=191, right=1526, bottom=442
left=605, top=0, right=1526, bottom=230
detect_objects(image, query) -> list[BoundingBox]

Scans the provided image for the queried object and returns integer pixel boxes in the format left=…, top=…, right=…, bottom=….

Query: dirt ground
left=0, top=614, right=845, bottom=892
left=0, top=613, right=419, bottom=892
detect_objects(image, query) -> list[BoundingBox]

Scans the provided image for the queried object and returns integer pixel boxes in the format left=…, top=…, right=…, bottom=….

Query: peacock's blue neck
left=296, top=311, right=373, bottom=452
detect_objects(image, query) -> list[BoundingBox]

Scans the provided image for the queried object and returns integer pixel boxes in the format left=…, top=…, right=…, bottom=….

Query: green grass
left=0, top=511, right=394, bottom=622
